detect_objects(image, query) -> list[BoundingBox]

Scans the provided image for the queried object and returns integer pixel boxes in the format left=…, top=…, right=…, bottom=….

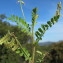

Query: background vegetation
left=0, top=14, right=31, bottom=63
left=0, top=15, right=63, bottom=63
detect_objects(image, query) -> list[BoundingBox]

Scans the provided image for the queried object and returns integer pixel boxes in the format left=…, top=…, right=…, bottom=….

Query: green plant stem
left=32, top=46, right=35, bottom=63
left=31, top=25, right=36, bottom=63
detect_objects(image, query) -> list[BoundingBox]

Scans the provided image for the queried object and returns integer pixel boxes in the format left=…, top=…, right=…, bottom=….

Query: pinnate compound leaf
left=35, top=3, right=61, bottom=42
left=8, top=15, right=31, bottom=33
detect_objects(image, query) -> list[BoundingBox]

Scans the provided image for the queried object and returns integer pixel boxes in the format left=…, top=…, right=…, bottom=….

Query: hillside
left=43, top=41, right=63, bottom=63
left=39, top=42, right=54, bottom=46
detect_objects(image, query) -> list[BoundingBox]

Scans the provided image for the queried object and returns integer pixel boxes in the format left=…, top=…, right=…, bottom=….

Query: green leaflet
left=54, top=15, right=60, bottom=21
left=56, top=15, right=60, bottom=21
left=35, top=32, right=39, bottom=38
left=35, top=31, right=43, bottom=41
left=0, top=33, right=10, bottom=45
left=38, top=28, right=44, bottom=33
left=39, top=37, right=42, bottom=40
left=16, top=50, right=21, bottom=54
left=51, top=18, right=55, bottom=25
left=38, top=28, right=44, bottom=36
left=44, top=24, right=49, bottom=30
left=12, top=45, right=18, bottom=51
left=19, top=52, right=23, bottom=56
left=36, top=31, right=41, bottom=36
left=47, top=21, right=52, bottom=27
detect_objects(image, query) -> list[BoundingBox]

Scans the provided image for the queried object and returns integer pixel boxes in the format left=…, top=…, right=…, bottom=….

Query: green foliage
left=0, top=14, right=32, bottom=63
left=0, top=32, right=31, bottom=61
left=8, top=15, right=31, bottom=33
left=0, top=44, right=20, bottom=63
left=0, top=17, right=31, bottom=44
left=35, top=12, right=60, bottom=43
left=32, top=8, right=38, bottom=27
left=43, top=41, right=63, bottom=63
left=36, top=50, right=46, bottom=63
